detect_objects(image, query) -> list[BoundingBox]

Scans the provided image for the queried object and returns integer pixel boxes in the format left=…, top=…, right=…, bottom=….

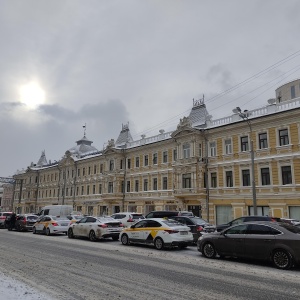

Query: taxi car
left=119, top=218, right=193, bottom=250
left=67, top=216, right=124, bottom=241
left=32, top=215, right=70, bottom=235
left=66, top=214, right=84, bottom=225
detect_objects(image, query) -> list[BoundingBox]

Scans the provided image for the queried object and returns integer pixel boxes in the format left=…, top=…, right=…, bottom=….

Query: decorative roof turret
left=36, top=150, right=48, bottom=167
left=188, top=96, right=210, bottom=128
left=116, top=123, right=133, bottom=146
left=68, top=124, right=98, bottom=157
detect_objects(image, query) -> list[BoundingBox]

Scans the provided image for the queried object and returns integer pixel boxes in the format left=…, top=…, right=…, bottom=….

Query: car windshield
left=162, top=220, right=183, bottom=227
left=132, top=214, right=144, bottom=219
left=278, top=223, right=300, bottom=234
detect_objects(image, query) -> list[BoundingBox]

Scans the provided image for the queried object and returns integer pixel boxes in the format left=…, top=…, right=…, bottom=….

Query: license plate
left=180, top=231, right=188, bottom=235
left=61, top=223, right=69, bottom=226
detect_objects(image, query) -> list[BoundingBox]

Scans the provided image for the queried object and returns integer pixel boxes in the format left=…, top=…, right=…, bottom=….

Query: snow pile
left=0, top=272, right=52, bottom=300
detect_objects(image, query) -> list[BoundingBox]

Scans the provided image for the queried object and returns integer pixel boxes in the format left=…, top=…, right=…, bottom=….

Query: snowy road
left=0, top=230, right=300, bottom=300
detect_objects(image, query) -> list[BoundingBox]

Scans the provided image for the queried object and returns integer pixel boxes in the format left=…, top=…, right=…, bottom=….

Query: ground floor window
left=99, top=206, right=107, bottom=216
left=289, top=206, right=300, bottom=219
left=144, top=205, right=155, bottom=215
left=248, top=206, right=269, bottom=216
left=127, top=205, right=137, bottom=212
left=188, top=205, right=201, bottom=217
left=87, top=206, right=94, bottom=216
left=216, top=206, right=232, bottom=225
left=113, top=206, right=120, bottom=213
left=165, top=205, right=177, bottom=211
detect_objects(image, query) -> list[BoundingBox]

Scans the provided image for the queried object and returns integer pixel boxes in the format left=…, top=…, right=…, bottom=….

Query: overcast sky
left=1, top=0, right=300, bottom=177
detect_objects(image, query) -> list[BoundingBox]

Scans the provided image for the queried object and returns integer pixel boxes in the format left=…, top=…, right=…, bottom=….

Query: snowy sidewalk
left=0, top=272, right=53, bottom=300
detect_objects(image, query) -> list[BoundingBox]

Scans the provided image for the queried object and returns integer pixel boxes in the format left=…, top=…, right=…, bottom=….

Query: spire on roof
left=36, top=150, right=48, bottom=167
left=116, top=123, right=133, bottom=146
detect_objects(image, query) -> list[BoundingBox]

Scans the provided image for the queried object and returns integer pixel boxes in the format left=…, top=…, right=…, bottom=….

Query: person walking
left=9, top=212, right=16, bottom=231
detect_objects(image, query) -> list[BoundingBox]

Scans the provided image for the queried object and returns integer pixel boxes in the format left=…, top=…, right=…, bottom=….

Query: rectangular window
left=163, top=151, right=168, bottom=163
left=242, top=169, right=250, bottom=186
left=109, top=160, right=114, bottom=171
left=199, top=144, right=202, bottom=158
left=78, top=169, right=80, bottom=177
left=108, top=182, right=113, bottom=193
left=135, top=180, right=139, bottom=192
left=153, top=153, right=158, bottom=165
left=144, top=179, right=148, bottom=191
left=183, top=143, right=191, bottom=159
left=81, top=186, right=84, bottom=195
left=259, top=133, right=268, bottom=149
left=135, top=157, right=139, bottom=168
left=83, top=168, right=85, bottom=176
left=163, top=177, right=168, bottom=190
left=94, top=165, right=97, bottom=174
left=211, top=172, right=217, bottom=188
left=225, top=139, right=232, bottom=155
left=226, top=171, right=233, bottom=187
left=279, top=129, right=289, bottom=146
left=88, top=167, right=91, bottom=175
left=282, top=166, right=292, bottom=185
left=121, top=181, right=124, bottom=193
left=100, top=164, right=103, bottom=173
left=127, top=158, right=131, bottom=169
left=144, top=155, right=149, bottom=166
left=182, top=174, right=191, bottom=188
left=153, top=178, right=158, bottom=190
left=241, top=136, right=249, bottom=151
left=126, top=181, right=130, bottom=192
left=87, top=185, right=90, bottom=195
left=261, top=168, right=270, bottom=185
left=99, top=184, right=102, bottom=194
left=76, top=187, right=79, bottom=196
left=209, top=142, right=216, bottom=157
left=291, top=85, right=296, bottom=99
left=173, top=149, right=177, bottom=161
left=92, top=185, right=95, bottom=194
left=120, top=159, right=124, bottom=170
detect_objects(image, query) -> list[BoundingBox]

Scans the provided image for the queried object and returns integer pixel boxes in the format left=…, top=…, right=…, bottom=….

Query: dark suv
left=216, top=216, right=281, bottom=232
left=145, top=211, right=194, bottom=219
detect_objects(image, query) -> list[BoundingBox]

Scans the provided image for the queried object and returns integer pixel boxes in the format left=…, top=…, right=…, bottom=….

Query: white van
left=38, top=205, right=73, bottom=217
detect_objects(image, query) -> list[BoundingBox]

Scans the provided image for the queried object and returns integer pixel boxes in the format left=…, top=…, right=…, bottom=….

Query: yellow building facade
left=13, top=83, right=300, bottom=225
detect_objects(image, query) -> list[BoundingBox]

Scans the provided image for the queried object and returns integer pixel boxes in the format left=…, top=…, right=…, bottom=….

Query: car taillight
left=119, top=223, right=124, bottom=227
left=164, top=230, right=179, bottom=234
left=52, top=222, right=59, bottom=226
left=23, top=217, right=27, bottom=224
left=127, top=218, right=134, bottom=222
left=0, top=216, right=5, bottom=220
left=98, top=224, right=108, bottom=228
left=196, top=225, right=204, bottom=231
left=271, top=218, right=276, bottom=222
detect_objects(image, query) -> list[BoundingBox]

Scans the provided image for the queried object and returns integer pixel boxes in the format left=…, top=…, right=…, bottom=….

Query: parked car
left=32, top=215, right=70, bottom=235
left=281, top=218, right=300, bottom=226
left=216, top=216, right=281, bottom=232
left=14, top=214, right=39, bottom=231
left=197, top=221, right=300, bottom=270
left=120, top=218, right=193, bottom=250
left=145, top=210, right=194, bottom=219
left=110, top=212, right=145, bottom=227
left=170, top=216, right=213, bottom=243
left=0, top=212, right=12, bottom=228
left=67, top=216, right=124, bottom=241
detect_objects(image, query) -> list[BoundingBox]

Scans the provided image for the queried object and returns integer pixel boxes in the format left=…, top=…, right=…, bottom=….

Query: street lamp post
left=233, top=107, right=257, bottom=216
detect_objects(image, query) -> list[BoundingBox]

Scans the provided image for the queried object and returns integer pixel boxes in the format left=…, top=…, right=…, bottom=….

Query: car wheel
left=89, top=230, right=97, bottom=241
left=202, top=242, right=216, bottom=258
left=121, top=234, right=129, bottom=245
left=112, top=236, right=119, bottom=241
left=272, top=249, right=293, bottom=270
left=46, top=228, right=51, bottom=236
left=68, top=228, right=74, bottom=239
left=32, top=227, right=36, bottom=234
left=154, top=237, right=164, bottom=250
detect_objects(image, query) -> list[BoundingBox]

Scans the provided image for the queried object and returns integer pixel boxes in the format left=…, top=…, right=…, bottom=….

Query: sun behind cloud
left=19, top=82, right=46, bottom=109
